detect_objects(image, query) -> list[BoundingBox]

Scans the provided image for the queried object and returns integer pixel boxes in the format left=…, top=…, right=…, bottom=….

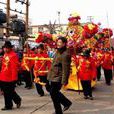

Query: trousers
left=49, top=82, right=72, bottom=114
left=0, top=81, right=21, bottom=108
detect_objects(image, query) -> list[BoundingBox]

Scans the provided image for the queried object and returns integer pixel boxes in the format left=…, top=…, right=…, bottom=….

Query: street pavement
left=0, top=77, right=114, bottom=114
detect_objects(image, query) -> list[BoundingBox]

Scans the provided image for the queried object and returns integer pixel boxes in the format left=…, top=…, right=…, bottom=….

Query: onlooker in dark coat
left=48, top=37, right=72, bottom=114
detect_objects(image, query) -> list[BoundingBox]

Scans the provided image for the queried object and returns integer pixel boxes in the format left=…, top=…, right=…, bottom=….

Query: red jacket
left=21, top=51, right=34, bottom=71
left=0, top=50, right=19, bottom=82
left=0, top=56, right=3, bottom=71
left=33, top=52, right=51, bottom=77
left=92, top=50, right=104, bottom=67
left=77, top=56, right=97, bottom=80
left=102, top=51, right=113, bottom=70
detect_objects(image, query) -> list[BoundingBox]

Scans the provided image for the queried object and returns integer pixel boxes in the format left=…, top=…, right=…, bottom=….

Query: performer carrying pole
left=106, top=11, right=114, bottom=78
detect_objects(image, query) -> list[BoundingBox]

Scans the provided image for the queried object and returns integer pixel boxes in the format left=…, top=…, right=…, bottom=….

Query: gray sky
left=29, top=0, right=114, bottom=29
left=0, top=0, right=114, bottom=29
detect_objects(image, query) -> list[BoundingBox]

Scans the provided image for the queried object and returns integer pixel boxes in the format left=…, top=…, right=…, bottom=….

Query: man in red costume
left=102, top=48, right=114, bottom=85
left=21, top=44, right=33, bottom=89
left=33, top=44, right=51, bottom=96
left=91, top=48, right=104, bottom=81
left=77, top=49, right=97, bottom=100
left=0, top=41, right=21, bottom=110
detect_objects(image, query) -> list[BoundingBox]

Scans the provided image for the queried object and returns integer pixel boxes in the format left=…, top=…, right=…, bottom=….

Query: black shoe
left=27, top=86, right=32, bottom=89
left=39, top=94, right=44, bottom=97
left=63, top=102, right=72, bottom=112
left=17, top=82, right=24, bottom=86
left=25, top=85, right=28, bottom=88
left=89, top=96, right=94, bottom=100
left=1, top=107, right=12, bottom=111
left=106, top=83, right=111, bottom=86
left=16, top=100, right=21, bottom=108
left=84, top=96, right=89, bottom=99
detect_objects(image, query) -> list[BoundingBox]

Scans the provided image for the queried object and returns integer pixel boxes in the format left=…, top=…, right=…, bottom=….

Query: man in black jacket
left=48, top=37, right=72, bottom=114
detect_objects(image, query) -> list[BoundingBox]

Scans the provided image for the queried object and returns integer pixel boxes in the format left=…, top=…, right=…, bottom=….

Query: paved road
left=0, top=77, right=114, bottom=114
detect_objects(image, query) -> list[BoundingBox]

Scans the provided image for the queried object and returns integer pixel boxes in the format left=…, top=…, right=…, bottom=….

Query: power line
left=7, top=8, right=26, bottom=15
left=0, top=1, right=6, bottom=5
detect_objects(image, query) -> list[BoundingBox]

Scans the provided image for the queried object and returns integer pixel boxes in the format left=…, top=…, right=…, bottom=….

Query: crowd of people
left=0, top=36, right=114, bottom=114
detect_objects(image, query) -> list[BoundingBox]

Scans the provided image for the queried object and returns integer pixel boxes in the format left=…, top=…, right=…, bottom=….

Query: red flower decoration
left=68, top=16, right=81, bottom=22
left=102, top=28, right=113, bottom=38
left=82, top=23, right=98, bottom=39
left=35, top=32, right=44, bottom=43
left=44, top=33, right=52, bottom=39
left=82, top=30, right=93, bottom=38
left=83, top=23, right=98, bottom=34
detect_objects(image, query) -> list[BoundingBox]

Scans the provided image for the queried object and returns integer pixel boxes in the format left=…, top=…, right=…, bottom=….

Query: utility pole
left=87, top=16, right=94, bottom=23
left=57, top=11, right=62, bottom=33
left=25, top=0, right=29, bottom=35
left=1, top=0, right=29, bottom=37
left=6, top=0, right=10, bottom=37
left=57, top=11, right=60, bottom=26
left=15, top=0, right=29, bottom=49
left=15, top=0, right=29, bottom=35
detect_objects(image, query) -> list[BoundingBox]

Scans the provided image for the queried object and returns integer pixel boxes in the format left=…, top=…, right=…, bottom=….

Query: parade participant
left=0, top=46, right=4, bottom=56
left=21, top=44, right=33, bottom=89
left=0, top=47, right=4, bottom=71
left=33, top=44, right=51, bottom=96
left=102, top=48, right=113, bottom=85
left=76, top=49, right=96, bottom=100
left=47, top=46, right=55, bottom=58
left=0, top=46, right=4, bottom=95
left=48, top=37, right=72, bottom=114
left=0, top=41, right=21, bottom=110
left=92, top=48, right=103, bottom=81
